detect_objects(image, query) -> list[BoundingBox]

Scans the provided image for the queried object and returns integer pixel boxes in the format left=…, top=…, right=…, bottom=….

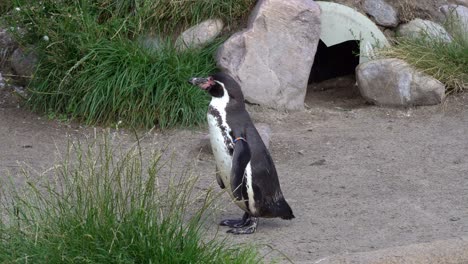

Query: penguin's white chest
left=206, top=82, right=255, bottom=213
left=207, top=112, right=232, bottom=185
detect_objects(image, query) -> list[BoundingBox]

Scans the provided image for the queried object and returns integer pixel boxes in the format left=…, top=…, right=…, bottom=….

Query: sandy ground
left=1, top=79, right=468, bottom=263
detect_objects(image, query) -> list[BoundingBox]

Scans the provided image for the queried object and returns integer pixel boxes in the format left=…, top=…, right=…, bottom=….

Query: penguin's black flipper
left=230, top=138, right=251, bottom=202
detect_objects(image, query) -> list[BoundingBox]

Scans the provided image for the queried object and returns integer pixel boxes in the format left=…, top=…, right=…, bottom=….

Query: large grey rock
left=356, top=58, right=446, bottom=106
left=363, top=0, right=399, bottom=27
left=397, top=19, right=452, bottom=42
left=10, top=47, right=38, bottom=84
left=440, top=4, right=468, bottom=34
left=217, top=0, right=321, bottom=110
left=176, top=19, right=224, bottom=51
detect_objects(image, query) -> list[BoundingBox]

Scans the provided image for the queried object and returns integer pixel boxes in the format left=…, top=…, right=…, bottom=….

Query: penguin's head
left=188, top=72, right=244, bottom=101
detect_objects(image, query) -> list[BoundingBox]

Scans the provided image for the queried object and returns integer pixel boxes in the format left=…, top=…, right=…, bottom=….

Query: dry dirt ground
left=1, top=80, right=468, bottom=263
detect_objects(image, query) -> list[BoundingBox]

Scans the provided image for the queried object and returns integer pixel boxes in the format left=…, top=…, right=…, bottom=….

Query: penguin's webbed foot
left=226, top=217, right=258, bottom=235
left=219, top=218, right=248, bottom=228
left=220, top=213, right=258, bottom=234
left=219, top=212, right=250, bottom=228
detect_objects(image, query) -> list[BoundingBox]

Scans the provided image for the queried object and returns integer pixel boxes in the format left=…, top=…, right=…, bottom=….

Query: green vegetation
left=0, top=3, right=12, bottom=16
left=380, top=18, right=468, bottom=93
left=4, top=0, right=255, bottom=128
left=0, top=136, right=261, bottom=263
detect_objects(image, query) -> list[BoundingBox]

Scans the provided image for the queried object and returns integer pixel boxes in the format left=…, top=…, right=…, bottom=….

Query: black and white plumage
left=188, top=72, right=294, bottom=234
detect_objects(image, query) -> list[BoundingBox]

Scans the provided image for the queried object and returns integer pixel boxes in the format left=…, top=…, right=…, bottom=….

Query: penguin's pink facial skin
left=188, top=76, right=215, bottom=90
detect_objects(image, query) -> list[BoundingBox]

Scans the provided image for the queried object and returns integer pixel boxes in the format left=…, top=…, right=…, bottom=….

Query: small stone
left=0, top=72, right=5, bottom=89
left=450, top=216, right=461, bottom=221
left=310, top=159, right=326, bottom=166
left=137, top=34, right=162, bottom=51
left=176, top=19, right=224, bottom=51
left=363, top=0, right=399, bottom=27
left=0, top=27, right=17, bottom=51
left=10, top=47, right=38, bottom=82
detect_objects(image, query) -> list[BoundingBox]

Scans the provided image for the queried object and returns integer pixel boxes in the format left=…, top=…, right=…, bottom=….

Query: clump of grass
left=0, top=136, right=261, bottom=263
left=29, top=39, right=220, bottom=128
left=379, top=17, right=468, bottom=93
left=4, top=0, right=256, bottom=128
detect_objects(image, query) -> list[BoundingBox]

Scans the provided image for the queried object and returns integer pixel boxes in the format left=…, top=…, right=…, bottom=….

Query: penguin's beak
left=188, top=77, right=212, bottom=90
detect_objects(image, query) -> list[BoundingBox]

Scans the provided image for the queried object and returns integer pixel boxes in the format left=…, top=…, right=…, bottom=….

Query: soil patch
left=1, top=86, right=468, bottom=262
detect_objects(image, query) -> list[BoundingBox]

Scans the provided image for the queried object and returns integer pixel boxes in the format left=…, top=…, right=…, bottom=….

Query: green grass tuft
left=28, top=39, right=220, bottom=128
left=4, top=0, right=255, bottom=128
left=379, top=18, right=468, bottom=93
left=0, top=136, right=261, bottom=263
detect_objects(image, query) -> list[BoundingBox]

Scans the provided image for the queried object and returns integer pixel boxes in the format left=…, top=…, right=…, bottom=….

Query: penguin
left=188, top=72, right=294, bottom=234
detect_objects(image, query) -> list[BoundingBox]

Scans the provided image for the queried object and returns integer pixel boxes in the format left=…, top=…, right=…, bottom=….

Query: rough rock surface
left=0, top=72, right=4, bottom=89
left=10, top=47, right=38, bottom=80
left=0, top=28, right=17, bottom=69
left=396, top=18, right=452, bottom=42
left=176, top=19, right=224, bottom=51
left=454, top=0, right=468, bottom=7
left=0, top=28, right=15, bottom=51
left=440, top=4, right=468, bottom=34
left=356, top=58, right=446, bottom=106
left=326, top=0, right=450, bottom=22
left=217, top=0, right=321, bottom=110
left=363, top=0, right=399, bottom=27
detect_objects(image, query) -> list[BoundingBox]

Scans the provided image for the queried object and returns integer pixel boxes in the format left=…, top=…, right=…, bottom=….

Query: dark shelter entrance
left=308, top=40, right=360, bottom=83
left=306, top=39, right=365, bottom=109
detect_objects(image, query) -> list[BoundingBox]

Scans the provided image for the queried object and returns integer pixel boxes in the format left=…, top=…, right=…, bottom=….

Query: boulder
left=363, top=0, right=399, bottom=27
left=356, top=58, right=446, bottom=106
left=217, top=0, right=321, bottom=110
left=396, top=19, right=452, bottom=42
left=176, top=19, right=224, bottom=51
